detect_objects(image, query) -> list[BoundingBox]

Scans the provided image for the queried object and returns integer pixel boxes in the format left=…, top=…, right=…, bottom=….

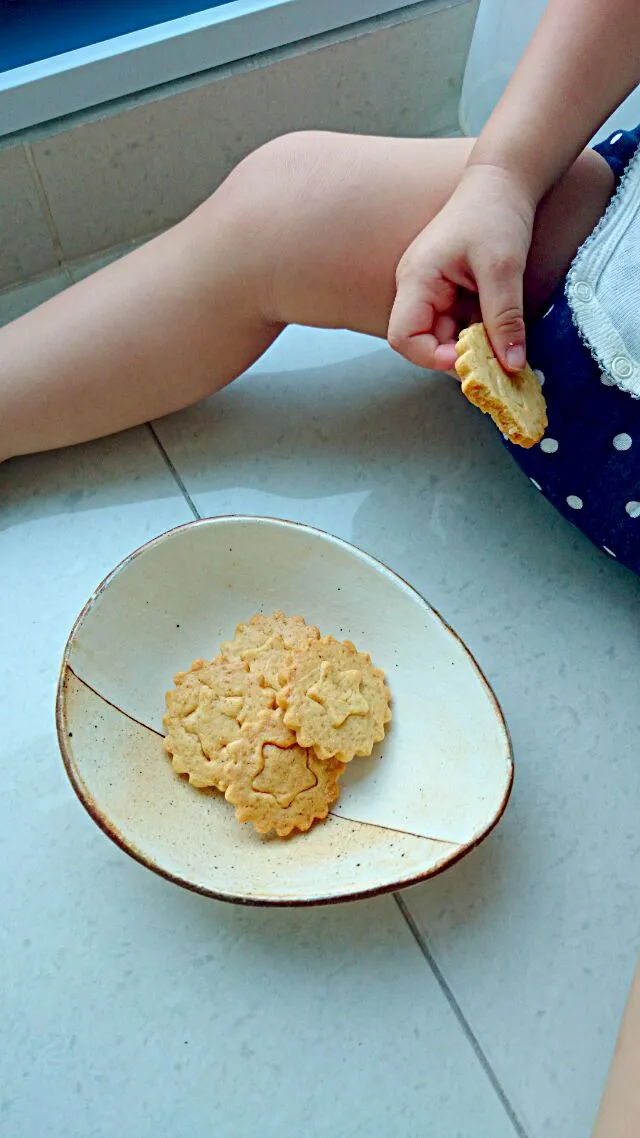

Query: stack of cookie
left=163, top=612, right=391, bottom=837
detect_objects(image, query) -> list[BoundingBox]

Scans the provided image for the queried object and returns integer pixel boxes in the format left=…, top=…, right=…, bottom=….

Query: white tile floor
left=1, top=263, right=639, bottom=1138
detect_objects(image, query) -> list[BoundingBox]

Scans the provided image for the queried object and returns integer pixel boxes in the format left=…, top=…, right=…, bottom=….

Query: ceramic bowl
left=57, top=516, right=513, bottom=905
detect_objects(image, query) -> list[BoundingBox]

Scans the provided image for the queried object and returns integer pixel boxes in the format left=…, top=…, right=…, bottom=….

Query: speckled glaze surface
left=57, top=516, right=513, bottom=905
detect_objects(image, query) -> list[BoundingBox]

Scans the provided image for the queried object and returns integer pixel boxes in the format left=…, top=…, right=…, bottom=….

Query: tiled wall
left=0, top=0, right=476, bottom=290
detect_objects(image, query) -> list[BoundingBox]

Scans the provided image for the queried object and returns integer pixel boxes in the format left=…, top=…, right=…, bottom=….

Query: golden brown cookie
left=455, top=322, right=547, bottom=449
left=163, top=656, right=274, bottom=790
left=221, top=611, right=321, bottom=690
left=277, top=636, right=391, bottom=762
left=223, top=709, right=344, bottom=837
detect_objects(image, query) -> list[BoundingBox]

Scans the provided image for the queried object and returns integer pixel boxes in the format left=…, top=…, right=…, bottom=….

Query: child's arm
left=388, top=0, right=640, bottom=373
left=471, top=0, right=640, bottom=201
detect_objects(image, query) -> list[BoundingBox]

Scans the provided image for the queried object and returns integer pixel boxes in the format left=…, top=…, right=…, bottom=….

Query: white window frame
left=0, top=0, right=419, bottom=136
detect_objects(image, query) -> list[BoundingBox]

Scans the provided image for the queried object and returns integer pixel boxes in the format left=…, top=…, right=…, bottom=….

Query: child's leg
left=0, top=131, right=613, bottom=461
left=592, top=959, right=640, bottom=1137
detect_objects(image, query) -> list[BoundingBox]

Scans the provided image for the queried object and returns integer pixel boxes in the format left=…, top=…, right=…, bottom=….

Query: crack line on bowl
left=329, top=809, right=460, bottom=847
left=66, top=666, right=164, bottom=738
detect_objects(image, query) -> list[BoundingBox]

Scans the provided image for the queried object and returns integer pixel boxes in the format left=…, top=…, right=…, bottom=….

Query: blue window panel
left=0, top=0, right=237, bottom=72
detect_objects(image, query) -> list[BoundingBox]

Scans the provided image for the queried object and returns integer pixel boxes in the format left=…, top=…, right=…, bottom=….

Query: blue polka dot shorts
left=504, top=124, right=640, bottom=574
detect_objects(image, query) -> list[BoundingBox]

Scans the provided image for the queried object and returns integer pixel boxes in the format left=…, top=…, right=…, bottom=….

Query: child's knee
left=212, top=131, right=335, bottom=226
left=196, top=131, right=342, bottom=318
left=179, top=132, right=329, bottom=321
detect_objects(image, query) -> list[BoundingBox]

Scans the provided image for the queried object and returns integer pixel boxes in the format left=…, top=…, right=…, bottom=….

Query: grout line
left=22, top=143, right=66, bottom=268
left=64, top=229, right=162, bottom=281
left=0, top=264, right=72, bottom=299
left=147, top=423, right=201, bottom=521
left=394, top=893, right=529, bottom=1138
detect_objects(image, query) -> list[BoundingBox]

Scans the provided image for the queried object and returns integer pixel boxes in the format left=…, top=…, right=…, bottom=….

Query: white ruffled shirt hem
left=566, top=138, right=640, bottom=397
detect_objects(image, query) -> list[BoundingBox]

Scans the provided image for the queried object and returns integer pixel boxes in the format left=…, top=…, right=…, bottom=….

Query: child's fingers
left=432, top=312, right=457, bottom=345
left=388, top=273, right=456, bottom=370
left=397, top=330, right=442, bottom=369
left=433, top=342, right=459, bottom=371
left=471, top=247, right=527, bottom=371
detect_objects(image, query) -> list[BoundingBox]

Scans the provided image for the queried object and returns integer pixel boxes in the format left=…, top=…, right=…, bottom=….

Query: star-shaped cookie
left=163, top=655, right=274, bottom=790
left=277, top=636, right=391, bottom=762
left=223, top=709, right=343, bottom=836
left=307, top=660, right=369, bottom=727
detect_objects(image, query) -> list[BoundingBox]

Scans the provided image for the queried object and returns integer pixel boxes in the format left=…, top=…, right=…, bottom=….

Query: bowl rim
left=56, top=514, right=514, bottom=907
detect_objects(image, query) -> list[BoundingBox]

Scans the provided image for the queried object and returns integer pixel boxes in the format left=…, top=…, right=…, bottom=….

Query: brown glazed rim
left=56, top=515, right=514, bottom=908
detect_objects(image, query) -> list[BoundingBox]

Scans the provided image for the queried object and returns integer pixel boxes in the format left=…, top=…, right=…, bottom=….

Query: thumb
left=472, top=249, right=526, bottom=372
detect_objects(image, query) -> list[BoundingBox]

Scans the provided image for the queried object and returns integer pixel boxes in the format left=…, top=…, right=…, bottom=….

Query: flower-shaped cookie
left=223, top=709, right=343, bottom=836
left=277, top=636, right=391, bottom=762
left=163, top=656, right=274, bottom=789
left=221, top=611, right=320, bottom=690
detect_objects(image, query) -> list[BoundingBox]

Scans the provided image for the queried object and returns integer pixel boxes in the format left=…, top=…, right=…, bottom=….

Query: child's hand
left=387, top=164, right=536, bottom=373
